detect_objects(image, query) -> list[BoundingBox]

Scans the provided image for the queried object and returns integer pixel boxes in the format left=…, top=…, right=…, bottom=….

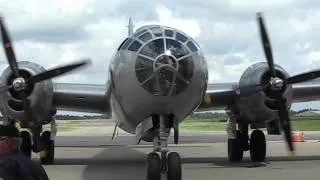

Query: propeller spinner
left=0, top=15, right=91, bottom=125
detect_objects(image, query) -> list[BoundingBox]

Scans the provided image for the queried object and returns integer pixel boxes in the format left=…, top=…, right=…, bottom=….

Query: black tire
left=228, top=130, right=243, bottom=162
left=146, top=152, right=161, bottom=180
left=20, top=131, right=32, bottom=158
left=167, top=152, right=182, bottom=180
left=250, top=129, right=266, bottom=162
left=40, top=131, right=55, bottom=165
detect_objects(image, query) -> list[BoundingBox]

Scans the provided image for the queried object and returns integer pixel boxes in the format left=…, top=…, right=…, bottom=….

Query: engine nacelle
left=237, top=62, right=293, bottom=123
left=0, top=61, right=54, bottom=124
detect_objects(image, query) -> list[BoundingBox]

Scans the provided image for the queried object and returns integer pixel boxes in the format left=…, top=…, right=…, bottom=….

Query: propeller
left=256, top=12, right=295, bottom=154
left=239, top=12, right=320, bottom=154
left=0, top=15, right=91, bottom=125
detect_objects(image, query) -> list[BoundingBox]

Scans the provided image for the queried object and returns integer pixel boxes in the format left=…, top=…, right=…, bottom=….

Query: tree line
left=0, top=108, right=318, bottom=121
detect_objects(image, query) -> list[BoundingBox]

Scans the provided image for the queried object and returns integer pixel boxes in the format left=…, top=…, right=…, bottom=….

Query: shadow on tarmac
left=43, top=145, right=320, bottom=180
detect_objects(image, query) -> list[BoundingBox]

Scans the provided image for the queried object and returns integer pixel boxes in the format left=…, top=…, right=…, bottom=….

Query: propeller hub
left=12, top=77, right=26, bottom=91
left=269, top=77, right=283, bottom=91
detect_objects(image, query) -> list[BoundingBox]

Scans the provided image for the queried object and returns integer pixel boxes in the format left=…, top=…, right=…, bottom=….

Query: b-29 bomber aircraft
left=1, top=12, right=320, bottom=180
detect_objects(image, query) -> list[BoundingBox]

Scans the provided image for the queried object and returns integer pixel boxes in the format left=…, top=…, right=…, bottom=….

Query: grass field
left=291, top=120, right=320, bottom=131
left=179, top=117, right=320, bottom=131
left=180, top=118, right=226, bottom=131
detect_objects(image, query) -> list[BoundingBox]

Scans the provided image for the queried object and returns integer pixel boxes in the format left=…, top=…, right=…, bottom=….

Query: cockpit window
left=139, top=32, right=152, bottom=42
left=117, top=38, right=128, bottom=50
left=166, top=39, right=189, bottom=59
left=150, top=27, right=163, bottom=37
left=135, top=56, right=154, bottom=82
left=140, top=39, right=164, bottom=58
left=133, top=26, right=197, bottom=96
left=120, top=38, right=133, bottom=50
left=176, top=32, right=188, bottom=43
left=186, top=41, right=198, bottom=52
left=134, top=29, right=147, bottom=37
left=178, top=56, right=194, bottom=80
left=128, top=41, right=142, bottom=52
left=164, top=30, right=174, bottom=37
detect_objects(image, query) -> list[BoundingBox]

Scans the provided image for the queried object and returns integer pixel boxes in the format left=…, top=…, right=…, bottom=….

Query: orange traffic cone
left=293, top=129, right=305, bottom=142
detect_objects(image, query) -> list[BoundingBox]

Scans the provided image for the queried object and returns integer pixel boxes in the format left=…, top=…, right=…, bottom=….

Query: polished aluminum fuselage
left=109, top=51, right=207, bottom=133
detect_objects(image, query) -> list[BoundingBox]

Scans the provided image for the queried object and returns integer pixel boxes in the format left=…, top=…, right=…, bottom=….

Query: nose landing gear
left=146, top=115, right=182, bottom=180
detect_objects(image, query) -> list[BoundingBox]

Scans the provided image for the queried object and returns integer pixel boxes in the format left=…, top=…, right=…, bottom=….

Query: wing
left=196, top=79, right=320, bottom=112
left=196, top=82, right=238, bottom=112
left=292, top=79, right=320, bottom=103
left=52, top=82, right=111, bottom=115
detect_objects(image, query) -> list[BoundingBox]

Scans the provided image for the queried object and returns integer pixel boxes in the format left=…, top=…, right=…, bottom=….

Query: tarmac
left=33, top=125, right=320, bottom=180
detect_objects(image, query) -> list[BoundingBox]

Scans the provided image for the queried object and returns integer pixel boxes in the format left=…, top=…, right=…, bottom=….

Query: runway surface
left=37, top=131, right=320, bottom=180
left=55, top=131, right=320, bottom=146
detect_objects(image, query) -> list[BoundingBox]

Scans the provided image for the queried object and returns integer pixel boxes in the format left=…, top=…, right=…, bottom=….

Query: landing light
left=203, top=95, right=212, bottom=105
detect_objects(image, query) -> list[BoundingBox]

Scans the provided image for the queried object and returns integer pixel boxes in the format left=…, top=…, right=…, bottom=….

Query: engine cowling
left=0, top=61, right=54, bottom=124
left=237, top=62, right=293, bottom=122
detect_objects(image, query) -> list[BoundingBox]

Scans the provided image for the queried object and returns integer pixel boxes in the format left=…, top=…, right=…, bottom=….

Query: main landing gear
left=19, top=116, right=57, bottom=165
left=146, top=115, right=182, bottom=180
left=228, top=126, right=266, bottom=162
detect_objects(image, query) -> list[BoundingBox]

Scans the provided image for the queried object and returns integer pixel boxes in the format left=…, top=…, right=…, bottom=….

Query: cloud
left=1, top=0, right=320, bottom=111
left=223, top=53, right=245, bottom=65
left=156, top=5, right=201, bottom=38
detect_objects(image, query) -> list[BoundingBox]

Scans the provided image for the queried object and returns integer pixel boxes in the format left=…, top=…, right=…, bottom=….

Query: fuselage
left=108, top=25, right=208, bottom=134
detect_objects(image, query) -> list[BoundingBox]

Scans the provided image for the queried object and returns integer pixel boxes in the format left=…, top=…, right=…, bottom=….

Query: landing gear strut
left=146, top=115, right=182, bottom=180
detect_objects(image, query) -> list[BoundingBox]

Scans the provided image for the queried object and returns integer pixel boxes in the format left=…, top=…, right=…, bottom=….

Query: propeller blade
left=287, top=69, right=320, bottom=84
left=26, top=58, right=91, bottom=85
left=0, top=16, right=20, bottom=78
left=275, top=91, right=295, bottom=153
left=257, top=12, right=276, bottom=77
left=19, top=91, right=33, bottom=127
left=0, top=84, right=12, bottom=94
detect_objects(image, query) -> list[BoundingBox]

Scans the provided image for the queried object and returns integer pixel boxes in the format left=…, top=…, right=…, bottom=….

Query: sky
left=1, top=0, right=320, bottom=113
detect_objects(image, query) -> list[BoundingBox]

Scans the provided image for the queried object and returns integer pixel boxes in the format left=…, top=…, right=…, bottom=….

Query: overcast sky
left=1, top=0, right=320, bottom=112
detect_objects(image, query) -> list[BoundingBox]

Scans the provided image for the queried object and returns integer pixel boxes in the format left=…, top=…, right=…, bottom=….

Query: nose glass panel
left=135, top=37, right=194, bottom=96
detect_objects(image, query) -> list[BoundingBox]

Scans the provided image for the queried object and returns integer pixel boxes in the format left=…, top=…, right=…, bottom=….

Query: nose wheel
left=146, top=115, right=182, bottom=180
left=146, top=152, right=182, bottom=180
left=167, top=152, right=182, bottom=180
left=146, top=153, right=161, bottom=180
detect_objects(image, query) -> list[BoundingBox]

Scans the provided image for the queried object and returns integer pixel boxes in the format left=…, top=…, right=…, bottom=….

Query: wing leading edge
left=196, top=79, right=320, bottom=112
left=51, top=79, right=320, bottom=115
left=197, top=82, right=238, bottom=111
left=52, top=83, right=111, bottom=115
